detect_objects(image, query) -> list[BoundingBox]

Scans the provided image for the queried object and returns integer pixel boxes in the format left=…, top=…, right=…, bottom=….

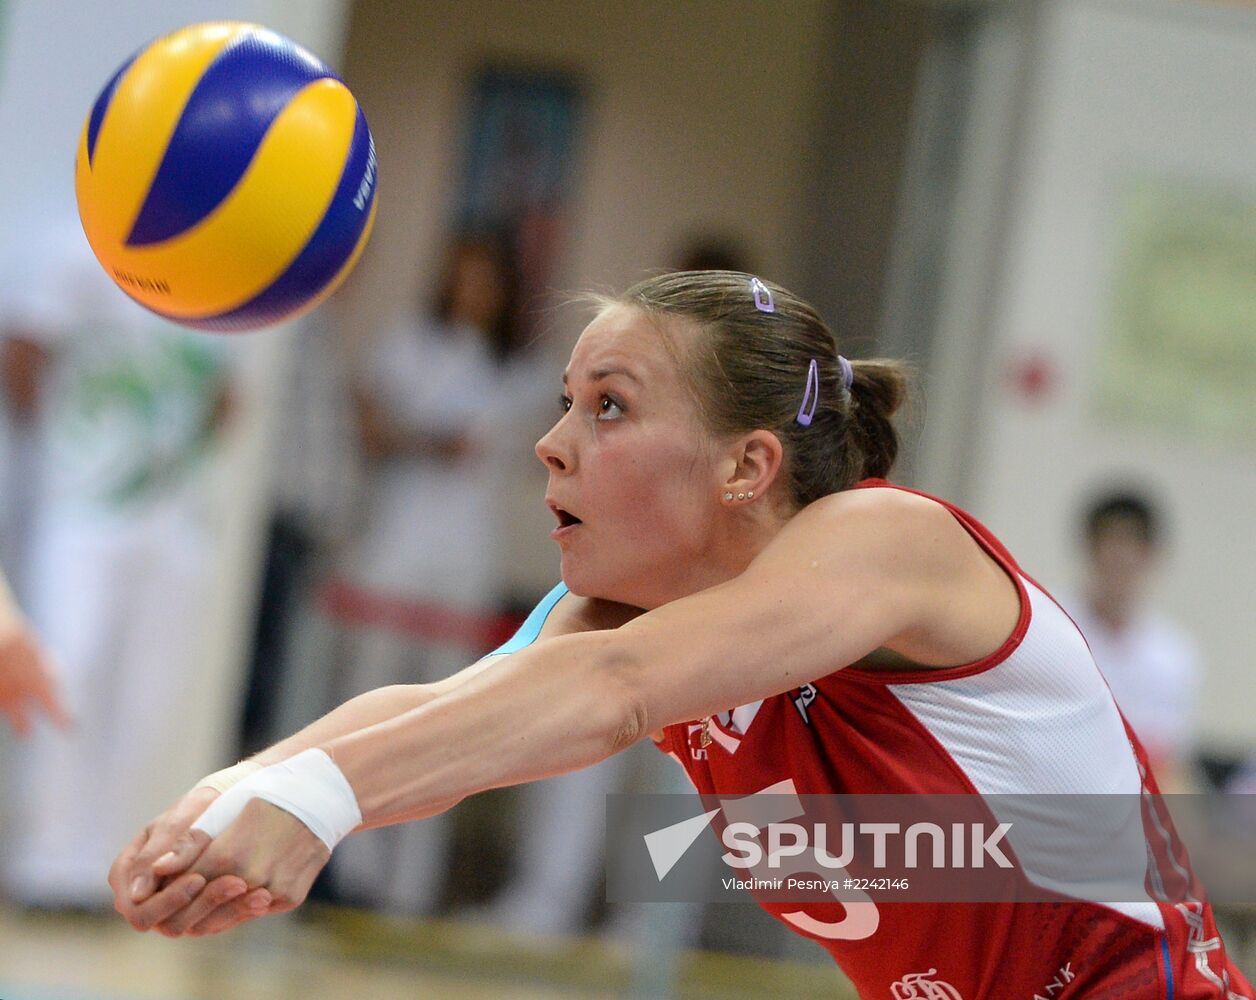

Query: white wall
left=922, top=0, right=1256, bottom=749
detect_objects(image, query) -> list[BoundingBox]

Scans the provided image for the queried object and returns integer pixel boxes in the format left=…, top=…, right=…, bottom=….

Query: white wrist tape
left=190, top=748, right=362, bottom=853
left=195, top=760, right=264, bottom=795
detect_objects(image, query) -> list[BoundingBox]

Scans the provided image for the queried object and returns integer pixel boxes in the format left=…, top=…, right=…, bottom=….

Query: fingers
left=108, top=828, right=149, bottom=905
left=0, top=631, right=69, bottom=735
left=122, top=870, right=209, bottom=932
left=31, top=669, right=72, bottom=729
left=181, top=887, right=274, bottom=938
left=124, top=790, right=218, bottom=903
left=110, top=788, right=218, bottom=919
left=154, top=875, right=252, bottom=937
left=120, top=796, right=327, bottom=936
left=152, top=829, right=211, bottom=879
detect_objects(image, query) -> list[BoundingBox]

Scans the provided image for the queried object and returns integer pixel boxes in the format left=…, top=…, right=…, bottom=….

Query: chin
left=559, top=563, right=610, bottom=600
left=559, top=558, right=640, bottom=606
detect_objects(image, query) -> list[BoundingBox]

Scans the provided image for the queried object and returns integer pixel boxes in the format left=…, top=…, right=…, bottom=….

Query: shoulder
left=799, top=483, right=949, bottom=525
left=749, top=484, right=998, bottom=643
left=773, top=484, right=963, bottom=571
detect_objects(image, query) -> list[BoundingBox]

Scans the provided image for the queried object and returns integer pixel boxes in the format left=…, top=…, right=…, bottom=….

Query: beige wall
left=922, top=0, right=1256, bottom=749
left=330, top=0, right=835, bottom=595
left=333, top=0, right=833, bottom=348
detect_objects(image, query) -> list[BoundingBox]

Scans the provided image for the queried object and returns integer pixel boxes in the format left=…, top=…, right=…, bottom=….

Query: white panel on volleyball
left=888, top=581, right=1164, bottom=929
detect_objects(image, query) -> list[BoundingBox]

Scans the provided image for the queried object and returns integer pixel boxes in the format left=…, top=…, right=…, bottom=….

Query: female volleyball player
left=110, top=272, right=1250, bottom=998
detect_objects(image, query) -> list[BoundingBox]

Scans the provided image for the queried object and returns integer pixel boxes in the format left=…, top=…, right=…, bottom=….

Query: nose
left=535, top=417, right=572, bottom=473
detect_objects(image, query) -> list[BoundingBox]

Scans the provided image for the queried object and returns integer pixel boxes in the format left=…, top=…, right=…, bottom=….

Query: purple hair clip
left=749, top=277, right=775, bottom=313
left=796, top=358, right=819, bottom=426
left=838, top=354, right=853, bottom=391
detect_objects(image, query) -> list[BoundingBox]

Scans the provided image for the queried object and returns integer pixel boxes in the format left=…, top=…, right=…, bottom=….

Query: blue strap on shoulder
left=486, top=582, right=569, bottom=657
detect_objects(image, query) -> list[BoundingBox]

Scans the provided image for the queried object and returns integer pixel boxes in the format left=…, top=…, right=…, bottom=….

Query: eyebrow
left=562, top=366, right=643, bottom=385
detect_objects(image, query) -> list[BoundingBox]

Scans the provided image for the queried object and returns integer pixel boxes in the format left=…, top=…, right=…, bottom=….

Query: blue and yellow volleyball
left=74, top=21, right=377, bottom=332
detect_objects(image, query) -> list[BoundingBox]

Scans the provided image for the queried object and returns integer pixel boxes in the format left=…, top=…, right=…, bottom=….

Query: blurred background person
left=0, top=565, right=69, bottom=738
left=0, top=224, right=236, bottom=908
left=1066, top=488, right=1202, bottom=793
left=329, top=231, right=549, bottom=915
left=234, top=309, right=362, bottom=761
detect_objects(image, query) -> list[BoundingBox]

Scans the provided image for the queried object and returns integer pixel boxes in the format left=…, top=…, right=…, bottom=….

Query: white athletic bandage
left=190, top=748, right=362, bottom=853
left=195, top=760, right=264, bottom=795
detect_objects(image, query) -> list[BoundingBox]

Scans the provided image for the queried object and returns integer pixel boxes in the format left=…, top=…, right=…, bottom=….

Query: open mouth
left=548, top=501, right=583, bottom=529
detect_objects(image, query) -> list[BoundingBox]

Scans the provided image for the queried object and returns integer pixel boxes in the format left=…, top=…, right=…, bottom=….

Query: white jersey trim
left=887, top=579, right=1164, bottom=930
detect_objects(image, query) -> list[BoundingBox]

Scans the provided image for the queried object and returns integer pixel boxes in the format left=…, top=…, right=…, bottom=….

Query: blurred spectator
left=236, top=311, right=361, bottom=758
left=1067, top=488, right=1201, bottom=793
left=0, top=224, right=235, bottom=907
left=330, top=232, right=549, bottom=915
left=0, top=334, right=45, bottom=593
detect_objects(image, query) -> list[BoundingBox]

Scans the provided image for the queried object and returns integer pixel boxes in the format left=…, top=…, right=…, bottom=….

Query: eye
left=597, top=395, right=624, bottom=420
left=559, top=394, right=573, bottom=413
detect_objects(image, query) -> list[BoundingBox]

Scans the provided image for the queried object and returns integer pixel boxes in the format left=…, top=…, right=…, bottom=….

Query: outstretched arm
left=148, top=487, right=1020, bottom=937
left=326, top=491, right=947, bottom=826
left=110, top=679, right=456, bottom=932
left=112, top=590, right=642, bottom=933
left=155, top=490, right=979, bottom=936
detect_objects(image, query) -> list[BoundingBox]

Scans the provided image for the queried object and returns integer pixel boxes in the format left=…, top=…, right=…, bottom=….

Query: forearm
left=251, top=684, right=440, bottom=767
left=323, top=631, right=640, bottom=828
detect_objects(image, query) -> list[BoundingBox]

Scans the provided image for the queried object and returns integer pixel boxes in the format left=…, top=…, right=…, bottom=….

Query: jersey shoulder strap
left=485, top=582, right=569, bottom=657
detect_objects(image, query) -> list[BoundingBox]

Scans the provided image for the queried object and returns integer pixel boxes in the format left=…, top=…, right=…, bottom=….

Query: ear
left=719, top=430, right=784, bottom=505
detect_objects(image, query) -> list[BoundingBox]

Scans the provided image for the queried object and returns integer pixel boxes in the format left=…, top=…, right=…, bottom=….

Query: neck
left=632, top=505, right=792, bottom=610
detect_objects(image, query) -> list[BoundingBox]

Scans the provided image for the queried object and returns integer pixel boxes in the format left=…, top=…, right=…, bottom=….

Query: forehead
left=566, top=304, right=691, bottom=382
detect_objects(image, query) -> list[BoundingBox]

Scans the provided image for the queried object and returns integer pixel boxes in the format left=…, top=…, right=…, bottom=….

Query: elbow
left=609, top=686, right=650, bottom=755
left=593, top=635, right=652, bottom=756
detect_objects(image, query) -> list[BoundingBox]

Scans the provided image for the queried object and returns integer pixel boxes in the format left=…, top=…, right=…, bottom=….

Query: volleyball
left=74, top=21, right=377, bottom=332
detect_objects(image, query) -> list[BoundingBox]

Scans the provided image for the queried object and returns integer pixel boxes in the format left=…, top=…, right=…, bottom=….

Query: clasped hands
left=109, top=787, right=330, bottom=937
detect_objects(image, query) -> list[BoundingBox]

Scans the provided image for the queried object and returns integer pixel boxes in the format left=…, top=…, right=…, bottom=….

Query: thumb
left=151, top=829, right=212, bottom=878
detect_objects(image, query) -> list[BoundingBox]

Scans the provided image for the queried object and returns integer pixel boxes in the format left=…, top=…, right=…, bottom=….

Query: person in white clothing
left=1067, top=489, right=1201, bottom=793
left=0, top=224, right=235, bottom=907
left=330, top=233, right=550, bottom=914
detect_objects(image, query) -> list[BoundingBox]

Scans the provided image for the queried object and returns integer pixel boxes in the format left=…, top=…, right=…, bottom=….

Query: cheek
left=596, top=440, right=711, bottom=547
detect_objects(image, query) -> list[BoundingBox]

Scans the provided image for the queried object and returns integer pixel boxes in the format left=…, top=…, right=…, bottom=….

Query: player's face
left=536, top=304, right=726, bottom=609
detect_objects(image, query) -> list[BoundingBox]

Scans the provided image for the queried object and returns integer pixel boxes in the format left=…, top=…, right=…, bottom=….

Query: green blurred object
left=1098, top=177, right=1256, bottom=443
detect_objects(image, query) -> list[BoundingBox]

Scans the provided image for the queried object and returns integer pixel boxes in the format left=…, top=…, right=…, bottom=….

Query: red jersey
left=648, top=481, right=1250, bottom=1000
